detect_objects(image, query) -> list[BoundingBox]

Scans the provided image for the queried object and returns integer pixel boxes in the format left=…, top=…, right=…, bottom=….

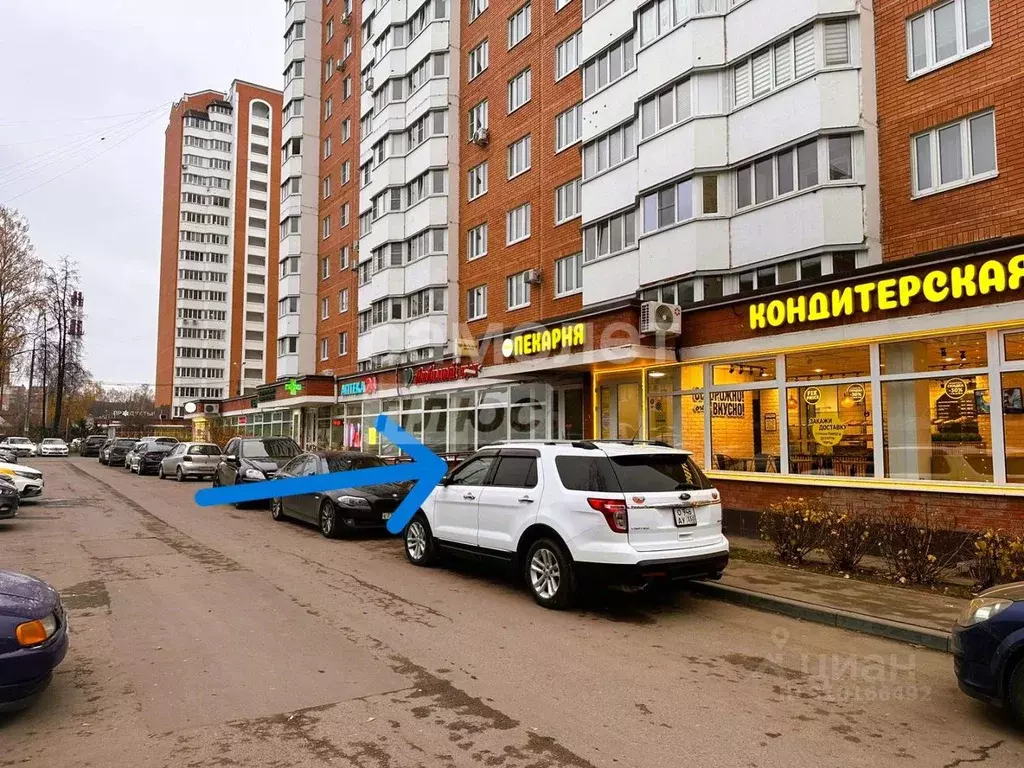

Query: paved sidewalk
left=689, top=537, right=971, bottom=653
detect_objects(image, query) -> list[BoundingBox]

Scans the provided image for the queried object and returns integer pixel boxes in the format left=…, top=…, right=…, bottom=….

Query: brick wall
left=876, top=0, right=1024, bottom=263
left=316, top=6, right=361, bottom=378
left=459, top=0, right=583, bottom=338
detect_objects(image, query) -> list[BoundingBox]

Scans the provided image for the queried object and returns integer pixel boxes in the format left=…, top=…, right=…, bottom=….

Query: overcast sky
left=0, top=0, right=281, bottom=389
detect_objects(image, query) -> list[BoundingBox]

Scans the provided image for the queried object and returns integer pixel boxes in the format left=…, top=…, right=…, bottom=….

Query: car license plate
left=381, top=512, right=392, bottom=520
left=673, top=507, right=697, bottom=527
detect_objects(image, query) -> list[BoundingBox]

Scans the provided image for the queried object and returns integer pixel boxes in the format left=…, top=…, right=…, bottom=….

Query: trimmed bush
left=820, top=510, right=874, bottom=572
left=876, top=508, right=965, bottom=586
left=758, top=498, right=827, bottom=565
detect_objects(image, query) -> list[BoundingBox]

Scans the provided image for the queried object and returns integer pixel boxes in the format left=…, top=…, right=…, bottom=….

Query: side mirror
left=440, top=474, right=452, bottom=486
left=225, top=454, right=239, bottom=464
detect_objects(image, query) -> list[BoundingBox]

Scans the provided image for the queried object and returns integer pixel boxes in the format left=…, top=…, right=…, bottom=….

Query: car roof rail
left=583, top=439, right=675, bottom=448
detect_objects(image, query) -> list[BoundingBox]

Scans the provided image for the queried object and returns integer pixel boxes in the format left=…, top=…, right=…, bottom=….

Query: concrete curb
left=689, top=581, right=953, bottom=654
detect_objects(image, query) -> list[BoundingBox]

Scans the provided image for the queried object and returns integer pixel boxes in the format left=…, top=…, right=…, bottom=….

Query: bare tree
left=43, top=257, right=82, bottom=434
left=0, top=206, right=43, bottom=404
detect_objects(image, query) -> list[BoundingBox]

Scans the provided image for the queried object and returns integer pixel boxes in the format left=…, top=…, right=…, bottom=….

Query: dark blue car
left=953, top=581, right=1024, bottom=724
left=0, top=569, right=68, bottom=712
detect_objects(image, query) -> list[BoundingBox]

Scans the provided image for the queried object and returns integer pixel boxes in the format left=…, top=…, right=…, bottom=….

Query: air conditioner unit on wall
left=639, top=301, right=682, bottom=335
left=525, top=269, right=542, bottom=285
left=471, top=128, right=489, bottom=146
left=365, top=76, right=374, bottom=90
left=342, top=12, right=351, bottom=24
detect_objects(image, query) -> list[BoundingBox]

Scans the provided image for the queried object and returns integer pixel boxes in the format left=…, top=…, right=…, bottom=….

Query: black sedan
left=270, top=451, right=412, bottom=538
left=127, top=440, right=176, bottom=475
left=0, top=569, right=68, bottom=712
left=79, top=435, right=107, bottom=458
left=0, top=476, right=19, bottom=520
left=953, top=581, right=1024, bottom=724
left=213, top=436, right=301, bottom=507
left=99, top=438, right=137, bottom=466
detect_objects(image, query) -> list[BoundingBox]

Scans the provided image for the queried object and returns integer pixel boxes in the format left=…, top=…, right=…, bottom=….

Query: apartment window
left=320, top=338, right=329, bottom=361
left=828, top=135, right=853, bottom=180
left=324, top=135, right=333, bottom=158
left=339, top=289, right=349, bottom=313
left=736, top=137, right=832, bottom=210
left=341, top=118, right=351, bottom=142
left=339, top=332, right=348, bottom=356
left=326, top=18, right=334, bottom=40
left=508, top=3, right=531, bottom=49
left=556, top=31, right=582, bottom=80
left=321, top=297, right=330, bottom=320
left=341, top=203, right=350, bottom=226
left=555, top=103, right=582, bottom=152
left=468, top=162, right=488, bottom=200
left=467, top=222, right=488, bottom=260
left=324, top=97, right=333, bottom=120
left=470, top=0, right=489, bottom=21
left=344, top=35, right=353, bottom=58
left=325, top=57, right=334, bottom=81
left=734, top=26, right=817, bottom=107
left=556, top=0, right=573, bottom=8
left=507, top=69, right=532, bottom=113
left=322, top=216, right=331, bottom=239
left=555, top=253, right=583, bottom=297
left=321, top=256, right=330, bottom=279
left=583, top=121, right=636, bottom=178
left=323, top=175, right=332, bottom=198
left=583, top=210, right=636, bottom=262
left=469, top=100, right=489, bottom=135
left=639, top=79, right=690, bottom=139
left=340, top=246, right=350, bottom=271
left=468, top=285, right=487, bottom=320
left=582, top=36, right=636, bottom=98
left=506, top=271, right=531, bottom=310
left=506, top=203, right=532, bottom=245
left=583, top=0, right=612, bottom=18
left=908, top=0, right=991, bottom=77
left=823, top=20, right=851, bottom=66
left=341, top=160, right=351, bottom=184
left=912, top=110, right=996, bottom=196
left=468, top=39, right=489, bottom=79
left=555, top=178, right=581, bottom=224
left=643, top=177, right=704, bottom=233
left=507, top=134, right=531, bottom=178
left=343, top=76, right=352, bottom=99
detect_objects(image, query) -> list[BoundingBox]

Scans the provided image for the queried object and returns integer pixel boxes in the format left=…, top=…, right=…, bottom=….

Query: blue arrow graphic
left=194, top=415, right=448, bottom=534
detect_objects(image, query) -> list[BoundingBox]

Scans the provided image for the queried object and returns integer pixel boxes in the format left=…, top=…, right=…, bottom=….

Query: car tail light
left=588, top=497, right=628, bottom=534
left=182, top=455, right=192, bottom=462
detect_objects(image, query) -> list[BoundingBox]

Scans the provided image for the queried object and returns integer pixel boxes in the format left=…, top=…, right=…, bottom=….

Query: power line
left=0, top=110, right=167, bottom=205
left=0, top=103, right=172, bottom=128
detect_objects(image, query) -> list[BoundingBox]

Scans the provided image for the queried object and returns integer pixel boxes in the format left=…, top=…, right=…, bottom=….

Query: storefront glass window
left=511, top=403, right=544, bottom=440
left=882, top=374, right=993, bottom=483
left=880, top=332, right=988, bottom=374
left=383, top=398, right=400, bottom=413
left=599, top=387, right=613, bottom=439
left=479, top=388, right=508, bottom=406
left=1004, top=332, right=1024, bottom=362
left=712, top=358, right=776, bottom=386
left=477, top=407, right=507, bottom=446
left=710, top=388, right=781, bottom=472
left=450, top=392, right=474, bottom=409
left=1001, top=371, right=1024, bottom=483
left=402, top=397, right=423, bottom=411
left=787, top=382, right=873, bottom=476
left=422, top=410, right=447, bottom=452
left=450, top=409, right=475, bottom=452
left=617, top=383, right=642, bottom=441
left=786, top=346, right=870, bottom=381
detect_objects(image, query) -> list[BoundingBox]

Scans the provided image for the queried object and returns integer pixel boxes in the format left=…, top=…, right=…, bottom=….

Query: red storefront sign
left=238, top=416, right=248, bottom=425
left=411, top=362, right=482, bottom=386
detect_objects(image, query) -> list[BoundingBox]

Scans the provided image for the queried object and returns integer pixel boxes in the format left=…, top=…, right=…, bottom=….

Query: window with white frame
left=733, top=25, right=820, bottom=107
left=507, top=3, right=531, bottom=49
left=324, top=97, right=333, bottom=120
left=583, top=0, right=613, bottom=19
left=341, top=203, right=350, bottom=226
left=555, top=178, right=581, bottom=224
left=321, top=256, right=330, bottom=279
left=468, top=285, right=487, bottom=320
left=339, top=331, right=348, bottom=356
left=467, top=223, right=488, bottom=260
left=583, top=209, right=636, bottom=262
left=339, top=288, right=349, bottom=313
left=468, top=162, right=488, bottom=200
left=506, top=271, right=531, bottom=309
left=321, top=297, right=330, bottom=320
left=908, top=0, right=990, bottom=77
left=556, top=0, right=573, bottom=9
left=341, top=160, right=351, bottom=184
left=322, top=216, right=331, bottom=239
left=468, top=39, right=489, bottom=79
left=582, top=36, right=635, bottom=98
left=470, top=0, right=489, bottom=22
left=320, top=337, right=329, bottom=360
left=639, top=78, right=690, bottom=139
left=341, top=118, right=351, bottom=142
left=323, top=175, right=332, bottom=199
left=555, top=253, right=583, bottom=297
left=735, top=137, right=825, bottom=210
left=506, top=203, right=531, bottom=244
left=555, top=103, right=582, bottom=152
left=507, top=134, right=531, bottom=178
left=556, top=31, right=582, bottom=80
left=641, top=174, right=722, bottom=233
left=507, top=69, right=532, bottom=113
left=469, top=100, right=489, bottom=135
left=912, top=110, right=996, bottom=196
left=323, top=135, right=332, bottom=158
left=340, top=245, right=350, bottom=270
left=583, top=121, right=636, bottom=178
left=324, top=57, right=334, bottom=81
left=823, top=19, right=851, bottom=65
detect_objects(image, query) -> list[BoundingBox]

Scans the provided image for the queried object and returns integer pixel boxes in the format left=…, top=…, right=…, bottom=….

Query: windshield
left=609, top=454, right=713, bottom=492
left=241, top=439, right=300, bottom=460
left=188, top=444, right=222, bottom=456
left=114, top=439, right=137, bottom=448
left=87, top=436, right=106, bottom=443
left=324, top=454, right=386, bottom=473
left=155, top=437, right=178, bottom=444
left=146, top=443, right=175, bottom=454
left=9, top=438, right=29, bottom=444
left=42, top=439, right=64, bottom=445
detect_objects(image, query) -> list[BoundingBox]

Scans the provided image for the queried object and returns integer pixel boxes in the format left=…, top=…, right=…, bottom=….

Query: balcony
left=284, top=0, right=305, bottom=31
left=282, top=154, right=304, bottom=182
left=360, top=210, right=406, bottom=253
left=404, top=253, right=447, bottom=293
left=636, top=16, right=725, bottom=97
left=403, top=195, right=448, bottom=239
left=637, top=115, right=728, bottom=193
left=283, top=76, right=304, bottom=105
left=726, top=0, right=858, bottom=61
left=277, top=315, right=302, bottom=337
left=284, top=38, right=305, bottom=67
left=360, top=266, right=406, bottom=307
left=582, top=247, right=640, bottom=306
left=405, top=21, right=450, bottom=74
left=638, top=218, right=731, bottom=286
left=405, top=134, right=449, bottom=182
left=580, top=0, right=634, bottom=62
left=363, top=322, right=407, bottom=358
left=729, top=69, right=863, bottom=163
left=405, top=78, right=450, bottom=128
left=405, top=314, right=448, bottom=349
left=730, top=185, right=865, bottom=269
left=582, top=71, right=637, bottom=143
left=361, top=155, right=406, bottom=207
left=582, top=160, right=637, bottom=224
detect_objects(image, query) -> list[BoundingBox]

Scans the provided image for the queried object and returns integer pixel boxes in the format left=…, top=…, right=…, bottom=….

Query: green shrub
left=820, top=510, right=874, bottom=572
left=758, top=498, right=827, bottom=565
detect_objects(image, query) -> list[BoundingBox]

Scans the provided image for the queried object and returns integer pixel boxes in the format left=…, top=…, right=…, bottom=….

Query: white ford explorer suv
left=403, top=440, right=729, bottom=609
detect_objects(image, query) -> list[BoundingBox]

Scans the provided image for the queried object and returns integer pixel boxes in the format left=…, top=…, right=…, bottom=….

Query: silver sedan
left=158, top=442, right=223, bottom=481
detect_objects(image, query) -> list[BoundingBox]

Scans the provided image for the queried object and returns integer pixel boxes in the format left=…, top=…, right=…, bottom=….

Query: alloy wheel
left=529, top=547, right=561, bottom=600
left=320, top=502, right=335, bottom=537
left=406, top=521, right=427, bottom=561
left=176, top=467, right=184, bottom=482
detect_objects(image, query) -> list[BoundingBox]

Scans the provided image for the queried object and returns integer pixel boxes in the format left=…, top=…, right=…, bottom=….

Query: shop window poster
left=974, top=388, right=1024, bottom=414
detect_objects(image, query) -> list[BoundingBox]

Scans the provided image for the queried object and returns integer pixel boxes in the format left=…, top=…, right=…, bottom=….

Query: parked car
left=0, top=475, right=20, bottom=520
left=70, top=438, right=82, bottom=453
left=158, top=442, right=222, bottom=481
left=0, top=448, right=17, bottom=464
left=0, top=569, right=69, bottom=712
left=0, top=461, right=44, bottom=499
left=0, top=437, right=37, bottom=458
left=100, top=438, right=137, bottom=467
left=953, top=581, right=1024, bottom=725
left=213, top=436, right=301, bottom=494
left=126, top=440, right=176, bottom=475
left=80, top=434, right=107, bottom=458
left=402, top=440, right=729, bottom=609
left=136, top=436, right=179, bottom=446
left=270, top=451, right=412, bottom=537
left=38, top=438, right=69, bottom=457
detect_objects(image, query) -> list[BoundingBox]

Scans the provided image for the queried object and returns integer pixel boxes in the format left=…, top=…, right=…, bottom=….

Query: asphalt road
left=2, top=457, right=1022, bottom=767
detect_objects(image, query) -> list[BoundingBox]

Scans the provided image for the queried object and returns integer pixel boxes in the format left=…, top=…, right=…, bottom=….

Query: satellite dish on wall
left=184, top=402, right=198, bottom=414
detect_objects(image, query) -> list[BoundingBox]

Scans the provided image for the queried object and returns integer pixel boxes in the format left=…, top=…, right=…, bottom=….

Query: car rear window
left=325, top=454, right=384, bottom=472
left=555, top=456, right=619, bottom=492
left=115, top=439, right=137, bottom=447
left=188, top=444, right=221, bottom=456
left=609, top=454, right=712, bottom=492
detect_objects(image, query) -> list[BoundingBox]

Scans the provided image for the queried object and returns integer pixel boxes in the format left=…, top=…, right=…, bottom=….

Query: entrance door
left=552, top=386, right=585, bottom=440
left=597, top=380, right=643, bottom=440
